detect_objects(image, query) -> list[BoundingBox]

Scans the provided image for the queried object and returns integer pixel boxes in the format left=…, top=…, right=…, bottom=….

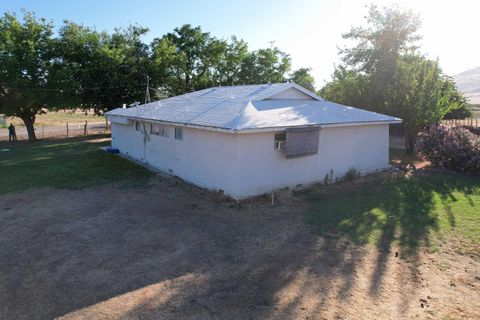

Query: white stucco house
left=106, top=83, right=401, bottom=199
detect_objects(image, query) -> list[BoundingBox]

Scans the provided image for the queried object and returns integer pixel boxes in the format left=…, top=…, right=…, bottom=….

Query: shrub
left=417, top=125, right=480, bottom=174
left=343, top=166, right=361, bottom=181
left=461, top=125, right=480, bottom=136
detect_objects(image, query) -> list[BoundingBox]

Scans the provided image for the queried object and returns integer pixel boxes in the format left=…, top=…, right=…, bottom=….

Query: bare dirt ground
left=0, top=178, right=479, bottom=320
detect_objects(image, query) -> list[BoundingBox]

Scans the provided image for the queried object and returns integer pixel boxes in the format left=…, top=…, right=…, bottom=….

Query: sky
left=1, top=0, right=479, bottom=88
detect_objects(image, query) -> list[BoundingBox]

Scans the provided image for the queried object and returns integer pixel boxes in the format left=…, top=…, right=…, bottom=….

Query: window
left=135, top=121, right=141, bottom=131
left=151, top=124, right=169, bottom=137
left=274, top=132, right=286, bottom=150
left=174, top=127, right=183, bottom=140
left=284, top=128, right=320, bottom=158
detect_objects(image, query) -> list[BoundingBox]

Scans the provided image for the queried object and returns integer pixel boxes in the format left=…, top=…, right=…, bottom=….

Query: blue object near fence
left=107, top=147, right=119, bottom=154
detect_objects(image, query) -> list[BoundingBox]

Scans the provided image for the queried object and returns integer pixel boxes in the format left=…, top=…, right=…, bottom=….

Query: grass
left=1, top=136, right=478, bottom=255
left=0, top=135, right=153, bottom=194
left=7, top=109, right=103, bottom=127
left=307, top=172, right=480, bottom=255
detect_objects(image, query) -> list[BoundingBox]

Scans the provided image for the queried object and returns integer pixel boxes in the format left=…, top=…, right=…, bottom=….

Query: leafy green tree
left=56, top=22, right=152, bottom=112
left=289, top=68, right=316, bottom=91
left=320, top=65, right=370, bottom=107
left=211, top=36, right=248, bottom=86
left=340, top=4, right=422, bottom=113
left=237, top=47, right=291, bottom=85
left=152, top=25, right=294, bottom=95
left=390, top=56, right=464, bottom=153
left=1, top=14, right=309, bottom=141
left=151, top=24, right=226, bottom=95
left=0, top=11, right=58, bottom=141
left=443, top=102, right=472, bottom=119
left=322, top=4, right=467, bottom=154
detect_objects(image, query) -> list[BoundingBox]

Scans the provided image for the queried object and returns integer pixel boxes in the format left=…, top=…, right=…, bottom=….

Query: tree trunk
left=404, top=125, right=417, bottom=155
left=20, top=115, right=37, bottom=142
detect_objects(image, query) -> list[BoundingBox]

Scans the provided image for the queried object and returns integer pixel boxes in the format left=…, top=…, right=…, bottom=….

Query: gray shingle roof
left=106, top=83, right=401, bottom=131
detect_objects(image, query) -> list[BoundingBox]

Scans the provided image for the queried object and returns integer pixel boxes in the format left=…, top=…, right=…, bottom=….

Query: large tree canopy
left=321, top=5, right=467, bottom=154
left=0, top=12, right=316, bottom=141
left=56, top=23, right=152, bottom=111
left=0, top=11, right=57, bottom=140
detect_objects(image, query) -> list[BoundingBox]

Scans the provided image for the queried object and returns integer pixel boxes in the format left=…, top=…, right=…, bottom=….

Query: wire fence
left=0, top=121, right=110, bottom=141
left=441, top=118, right=480, bottom=128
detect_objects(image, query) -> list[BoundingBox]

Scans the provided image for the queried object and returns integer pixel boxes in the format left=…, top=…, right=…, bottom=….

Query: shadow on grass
left=1, top=141, right=478, bottom=319
left=306, top=171, right=479, bottom=296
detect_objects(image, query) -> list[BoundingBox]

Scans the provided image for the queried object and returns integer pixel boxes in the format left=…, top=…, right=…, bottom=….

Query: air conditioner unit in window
left=274, top=140, right=285, bottom=150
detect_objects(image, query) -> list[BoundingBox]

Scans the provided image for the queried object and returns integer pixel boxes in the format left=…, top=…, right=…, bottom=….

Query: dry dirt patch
left=0, top=177, right=478, bottom=320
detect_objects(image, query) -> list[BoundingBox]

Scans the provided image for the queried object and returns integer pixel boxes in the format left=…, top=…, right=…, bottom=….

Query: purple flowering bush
left=461, top=125, right=480, bottom=136
left=417, top=125, right=480, bottom=175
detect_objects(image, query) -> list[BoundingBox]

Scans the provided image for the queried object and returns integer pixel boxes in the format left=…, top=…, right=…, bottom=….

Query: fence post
left=84, top=121, right=87, bottom=135
left=66, top=123, right=69, bottom=137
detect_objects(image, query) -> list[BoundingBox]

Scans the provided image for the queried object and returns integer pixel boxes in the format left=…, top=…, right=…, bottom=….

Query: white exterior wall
left=234, top=124, right=389, bottom=198
left=111, top=122, right=240, bottom=193
left=110, top=121, right=390, bottom=199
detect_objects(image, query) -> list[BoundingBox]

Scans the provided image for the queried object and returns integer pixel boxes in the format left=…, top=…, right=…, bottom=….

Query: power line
left=4, top=84, right=148, bottom=92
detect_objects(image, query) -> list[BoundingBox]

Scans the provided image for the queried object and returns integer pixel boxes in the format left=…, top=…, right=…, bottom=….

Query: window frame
left=150, top=123, right=169, bottom=138
left=174, top=127, right=183, bottom=141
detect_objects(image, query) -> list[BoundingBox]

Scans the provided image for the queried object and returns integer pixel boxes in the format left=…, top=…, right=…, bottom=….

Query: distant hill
left=454, top=67, right=480, bottom=104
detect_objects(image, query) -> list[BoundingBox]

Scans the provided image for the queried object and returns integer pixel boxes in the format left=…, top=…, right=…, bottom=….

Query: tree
left=320, top=65, right=370, bottom=107
left=390, top=55, right=464, bottom=153
left=1, top=14, right=309, bottom=140
left=151, top=24, right=226, bottom=95
left=340, top=4, right=422, bottom=113
left=321, top=4, right=467, bottom=154
left=0, top=11, right=57, bottom=141
left=443, top=105, right=473, bottom=120
left=152, top=25, right=294, bottom=95
left=289, top=68, right=316, bottom=91
left=211, top=36, right=248, bottom=86
left=55, top=22, right=152, bottom=112
left=237, top=47, right=291, bottom=85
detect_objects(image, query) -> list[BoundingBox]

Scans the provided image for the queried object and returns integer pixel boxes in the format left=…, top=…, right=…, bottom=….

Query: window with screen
left=174, top=127, right=183, bottom=140
left=151, top=124, right=169, bottom=137
left=284, top=128, right=320, bottom=158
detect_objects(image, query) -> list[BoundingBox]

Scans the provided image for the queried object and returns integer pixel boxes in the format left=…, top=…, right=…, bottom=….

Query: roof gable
left=264, top=87, right=315, bottom=100
left=256, top=83, right=322, bottom=101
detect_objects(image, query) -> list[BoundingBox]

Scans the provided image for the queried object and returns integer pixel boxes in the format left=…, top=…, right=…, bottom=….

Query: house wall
left=110, top=121, right=390, bottom=199
left=111, top=122, right=145, bottom=161
left=233, top=124, right=390, bottom=198
left=111, top=122, right=239, bottom=193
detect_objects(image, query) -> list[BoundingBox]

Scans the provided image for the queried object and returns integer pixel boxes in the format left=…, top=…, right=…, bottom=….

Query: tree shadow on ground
left=306, top=171, right=478, bottom=301
left=0, top=170, right=478, bottom=319
left=0, top=179, right=370, bottom=320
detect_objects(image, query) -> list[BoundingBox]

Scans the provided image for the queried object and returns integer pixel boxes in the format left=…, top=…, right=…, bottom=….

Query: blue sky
left=1, top=0, right=479, bottom=88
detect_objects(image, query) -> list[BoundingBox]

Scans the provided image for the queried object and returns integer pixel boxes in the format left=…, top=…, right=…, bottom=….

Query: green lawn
left=1, top=137, right=478, bottom=255
left=0, top=135, right=153, bottom=194
left=307, top=172, right=480, bottom=255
